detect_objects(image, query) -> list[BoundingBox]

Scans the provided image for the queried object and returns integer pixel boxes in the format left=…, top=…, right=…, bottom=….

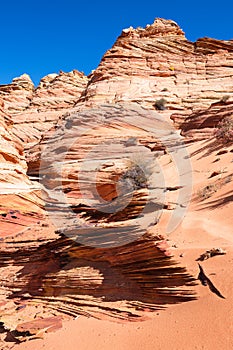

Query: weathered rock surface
left=1, top=18, right=233, bottom=150
left=0, top=18, right=233, bottom=347
left=0, top=70, right=88, bottom=151
left=0, top=100, right=27, bottom=181
left=31, top=70, right=88, bottom=111
left=0, top=100, right=196, bottom=344
left=171, top=100, right=233, bottom=140
left=0, top=97, right=47, bottom=241
left=80, top=18, right=233, bottom=113
left=0, top=74, right=34, bottom=113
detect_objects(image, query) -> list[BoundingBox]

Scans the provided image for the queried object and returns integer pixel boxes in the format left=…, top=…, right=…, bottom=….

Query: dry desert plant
left=214, top=116, right=233, bottom=144
left=154, top=98, right=167, bottom=111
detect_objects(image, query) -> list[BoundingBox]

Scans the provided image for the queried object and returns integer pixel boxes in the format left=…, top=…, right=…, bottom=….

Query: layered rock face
left=0, top=101, right=27, bottom=182
left=31, top=70, right=88, bottom=111
left=0, top=100, right=45, bottom=238
left=81, top=18, right=233, bottom=112
left=0, top=74, right=34, bottom=113
left=1, top=18, right=232, bottom=149
left=0, top=103, right=196, bottom=344
left=0, top=18, right=233, bottom=346
left=171, top=100, right=233, bottom=140
left=0, top=70, right=88, bottom=151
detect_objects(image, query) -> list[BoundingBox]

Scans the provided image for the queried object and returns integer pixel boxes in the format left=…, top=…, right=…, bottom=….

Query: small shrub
left=121, top=163, right=147, bottom=190
left=220, top=95, right=230, bottom=103
left=214, top=116, right=233, bottom=144
left=198, top=184, right=218, bottom=200
left=154, top=98, right=167, bottom=111
left=120, top=156, right=153, bottom=192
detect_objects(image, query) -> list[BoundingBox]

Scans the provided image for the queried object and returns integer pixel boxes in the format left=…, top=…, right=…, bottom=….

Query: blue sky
left=1, top=0, right=232, bottom=86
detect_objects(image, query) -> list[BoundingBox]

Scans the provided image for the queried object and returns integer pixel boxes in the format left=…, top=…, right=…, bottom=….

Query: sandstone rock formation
left=0, top=102, right=196, bottom=345
left=0, top=18, right=232, bottom=347
left=0, top=70, right=88, bottom=152
left=0, top=99, right=44, bottom=238
left=80, top=18, right=233, bottom=112
left=171, top=100, right=233, bottom=141
left=0, top=74, right=34, bottom=113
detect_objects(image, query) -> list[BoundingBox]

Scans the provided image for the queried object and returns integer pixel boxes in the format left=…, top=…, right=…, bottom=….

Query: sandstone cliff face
left=0, top=74, right=34, bottom=114
left=80, top=18, right=233, bottom=112
left=0, top=18, right=232, bottom=346
left=31, top=70, right=88, bottom=111
left=171, top=100, right=233, bottom=140
left=0, top=98, right=47, bottom=243
left=0, top=70, right=88, bottom=151
left=1, top=18, right=233, bottom=150
left=0, top=100, right=26, bottom=181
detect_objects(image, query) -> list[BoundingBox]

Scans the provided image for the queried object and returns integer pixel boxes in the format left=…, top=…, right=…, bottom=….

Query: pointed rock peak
left=12, top=73, right=33, bottom=84
left=38, top=73, right=59, bottom=88
left=70, top=69, right=87, bottom=78
left=38, top=69, right=88, bottom=89
left=144, top=18, right=185, bottom=36
left=12, top=73, right=35, bottom=90
left=58, top=69, right=87, bottom=79
left=122, top=17, right=185, bottom=38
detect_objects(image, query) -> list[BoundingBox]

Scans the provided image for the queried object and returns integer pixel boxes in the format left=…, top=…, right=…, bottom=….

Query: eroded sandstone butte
left=0, top=18, right=232, bottom=346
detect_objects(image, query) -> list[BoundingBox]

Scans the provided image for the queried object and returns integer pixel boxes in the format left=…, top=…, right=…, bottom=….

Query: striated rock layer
left=0, top=102, right=196, bottom=346
left=0, top=70, right=88, bottom=151
left=0, top=74, right=34, bottom=113
left=0, top=99, right=46, bottom=238
left=171, top=100, right=233, bottom=141
left=0, top=18, right=232, bottom=347
left=80, top=18, right=233, bottom=112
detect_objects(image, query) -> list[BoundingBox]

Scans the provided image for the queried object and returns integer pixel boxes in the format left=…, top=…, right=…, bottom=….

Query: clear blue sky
left=1, top=0, right=232, bottom=86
